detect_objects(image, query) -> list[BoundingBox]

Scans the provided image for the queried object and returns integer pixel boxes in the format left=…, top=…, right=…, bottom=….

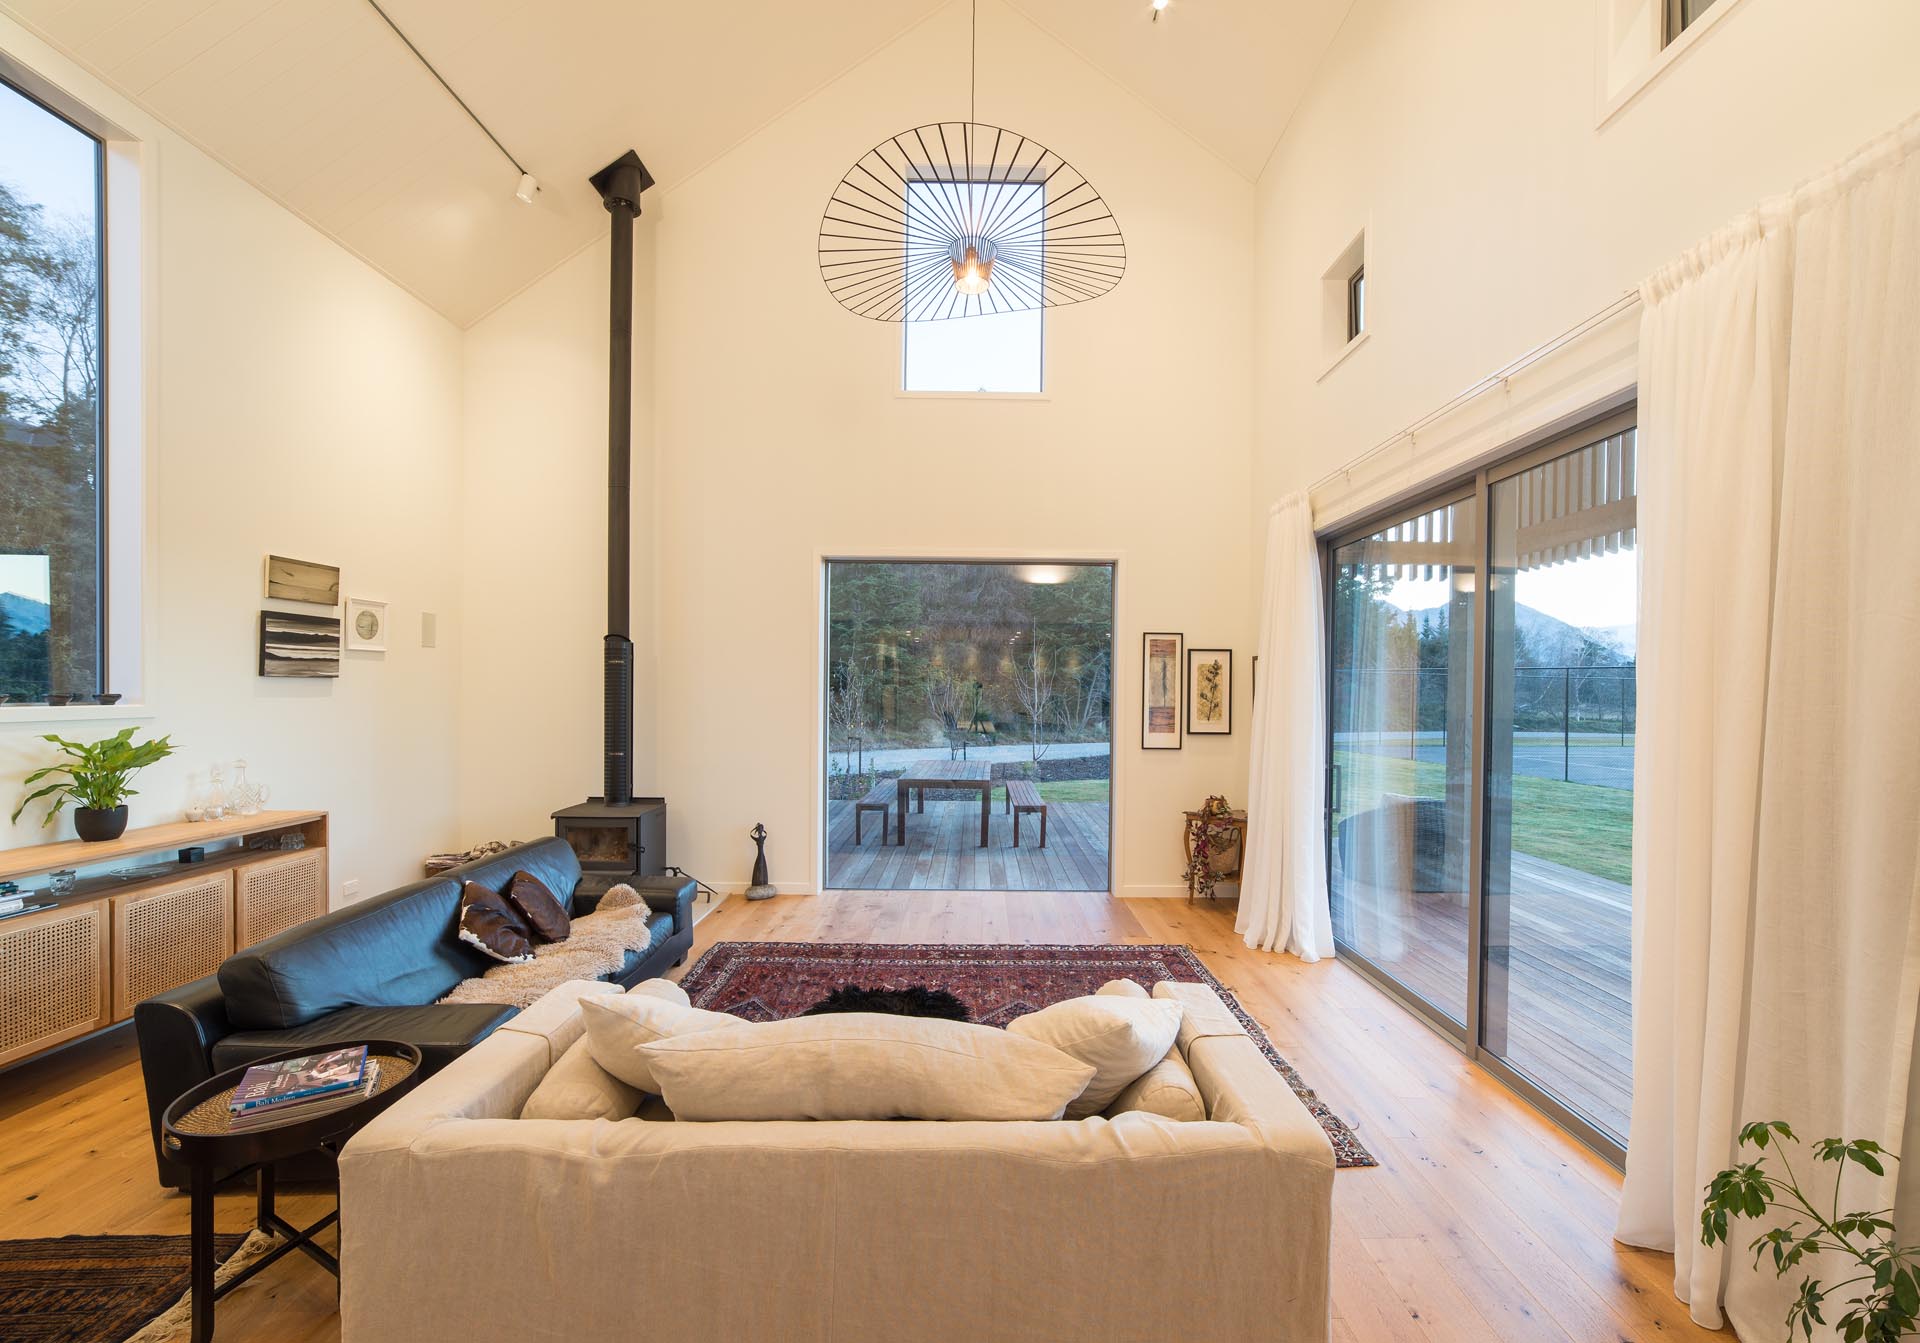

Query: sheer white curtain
left=1618, top=115, right=1920, bottom=1338
left=1238, top=493, right=1334, bottom=960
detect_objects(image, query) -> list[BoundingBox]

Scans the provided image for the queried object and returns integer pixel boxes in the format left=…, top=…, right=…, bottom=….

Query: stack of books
left=227, top=1045, right=380, bottom=1132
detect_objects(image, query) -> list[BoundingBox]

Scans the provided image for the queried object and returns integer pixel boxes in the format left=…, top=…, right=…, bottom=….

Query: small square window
left=900, top=180, right=1043, bottom=394
left=1666, top=0, right=1718, bottom=43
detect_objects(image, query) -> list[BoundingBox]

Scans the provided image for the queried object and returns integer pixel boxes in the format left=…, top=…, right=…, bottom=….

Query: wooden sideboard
left=0, top=811, right=329, bottom=1070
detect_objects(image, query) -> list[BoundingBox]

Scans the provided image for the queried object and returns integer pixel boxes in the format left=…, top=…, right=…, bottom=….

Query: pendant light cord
left=366, top=0, right=529, bottom=178
left=970, top=0, right=978, bottom=125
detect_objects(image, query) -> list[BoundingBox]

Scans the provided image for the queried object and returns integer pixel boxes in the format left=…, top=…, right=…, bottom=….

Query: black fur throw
left=801, top=984, right=972, bottom=1022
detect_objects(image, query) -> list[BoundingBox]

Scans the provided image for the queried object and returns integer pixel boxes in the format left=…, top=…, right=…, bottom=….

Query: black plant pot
left=73, top=805, right=129, bottom=842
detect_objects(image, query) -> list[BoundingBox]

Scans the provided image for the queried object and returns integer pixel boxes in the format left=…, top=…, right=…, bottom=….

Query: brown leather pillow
left=458, top=881, right=534, bottom=964
left=507, top=870, right=571, bottom=943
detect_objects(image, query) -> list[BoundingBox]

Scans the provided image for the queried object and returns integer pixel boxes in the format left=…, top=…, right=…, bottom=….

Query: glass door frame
left=1319, top=407, right=1637, bottom=1168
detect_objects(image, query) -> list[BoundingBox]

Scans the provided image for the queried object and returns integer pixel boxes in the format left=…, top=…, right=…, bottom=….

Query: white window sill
left=895, top=389, right=1050, bottom=402
left=0, top=703, right=158, bottom=727
left=1318, top=329, right=1371, bottom=382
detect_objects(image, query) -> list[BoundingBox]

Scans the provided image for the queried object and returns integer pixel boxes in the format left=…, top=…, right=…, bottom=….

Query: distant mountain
left=0, top=592, right=50, bottom=636
left=1405, top=602, right=1632, bottom=667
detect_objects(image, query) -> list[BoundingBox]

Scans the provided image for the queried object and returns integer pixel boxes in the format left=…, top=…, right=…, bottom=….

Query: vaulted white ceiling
left=0, top=0, right=1350, bottom=326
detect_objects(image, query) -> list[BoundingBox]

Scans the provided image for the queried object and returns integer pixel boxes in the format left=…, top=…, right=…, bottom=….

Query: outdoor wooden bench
left=854, top=778, right=893, bottom=845
left=1005, top=778, right=1048, bottom=848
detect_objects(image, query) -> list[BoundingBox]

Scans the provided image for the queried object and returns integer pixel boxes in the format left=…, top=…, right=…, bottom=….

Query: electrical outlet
left=342, top=878, right=362, bottom=900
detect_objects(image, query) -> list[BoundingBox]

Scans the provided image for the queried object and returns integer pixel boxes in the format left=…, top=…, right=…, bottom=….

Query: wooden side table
left=1182, top=809, right=1249, bottom=900
left=160, top=1041, right=423, bottom=1343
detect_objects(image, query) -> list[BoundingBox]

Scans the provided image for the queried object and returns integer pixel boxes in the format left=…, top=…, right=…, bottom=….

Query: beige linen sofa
left=339, top=977, right=1335, bottom=1343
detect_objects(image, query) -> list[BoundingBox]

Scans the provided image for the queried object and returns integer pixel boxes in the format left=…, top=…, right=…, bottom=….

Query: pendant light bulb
left=952, top=243, right=995, bottom=295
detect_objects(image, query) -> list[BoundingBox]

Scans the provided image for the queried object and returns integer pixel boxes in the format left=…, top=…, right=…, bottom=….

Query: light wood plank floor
left=0, top=892, right=1725, bottom=1342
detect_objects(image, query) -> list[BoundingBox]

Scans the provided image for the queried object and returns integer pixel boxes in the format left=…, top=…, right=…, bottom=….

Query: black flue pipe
left=589, top=150, right=654, bottom=807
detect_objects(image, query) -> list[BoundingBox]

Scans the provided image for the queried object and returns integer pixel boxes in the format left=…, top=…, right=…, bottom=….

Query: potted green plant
left=1702, top=1121, right=1917, bottom=1340
left=12, top=727, right=178, bottom=842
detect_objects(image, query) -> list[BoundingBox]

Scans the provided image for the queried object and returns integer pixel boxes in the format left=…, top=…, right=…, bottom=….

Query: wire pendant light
left=817, top=1, right=1125, bottom=322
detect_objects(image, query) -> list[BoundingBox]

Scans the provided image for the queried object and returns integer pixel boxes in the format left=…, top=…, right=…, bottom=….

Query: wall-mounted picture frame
left=345, top=597, right=388, bottom=653
left=1141, top=632, right=1183, bottom=750
left=259, top=611, right=341, bottom=678
left=1187, top=648, right=1232, bottom=735
left=264, top=554, right=340, bottom=606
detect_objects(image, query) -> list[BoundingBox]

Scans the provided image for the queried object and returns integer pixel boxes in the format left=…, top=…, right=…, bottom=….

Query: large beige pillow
left=520, top=1035, right=642, bottom=1121
left=636, top=1013, right=1095, bottom=1122
left=580, top=993, right=739, bottom=1093
left=628, top=977, right=690, bottom=1005
left=1006, top=995, right=1183, bottom=1119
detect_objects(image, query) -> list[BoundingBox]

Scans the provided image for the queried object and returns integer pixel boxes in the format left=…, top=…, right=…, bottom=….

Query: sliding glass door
left=1326, top=412, right=1638, bottom=1157
left=1328, top=494, right=1478, bottom=1030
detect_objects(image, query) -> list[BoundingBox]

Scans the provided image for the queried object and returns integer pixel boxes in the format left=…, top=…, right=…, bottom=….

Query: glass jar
left=206, top=764, right=226, bottom=821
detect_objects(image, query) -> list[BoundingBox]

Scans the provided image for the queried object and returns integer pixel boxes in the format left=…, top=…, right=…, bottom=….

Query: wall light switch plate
left=342, top=878, right=361, bottom=899
left=421, top=612, right=437, bottom=648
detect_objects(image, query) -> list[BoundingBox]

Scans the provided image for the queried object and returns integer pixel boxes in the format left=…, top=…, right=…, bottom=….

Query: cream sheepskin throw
left=438, top=885, right=658, bottom=1008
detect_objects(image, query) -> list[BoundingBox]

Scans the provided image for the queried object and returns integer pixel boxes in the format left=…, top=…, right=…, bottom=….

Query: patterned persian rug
left=0, top=1232, right=245, bottom=1343
left=679, top=941, right=1375, bottom=1168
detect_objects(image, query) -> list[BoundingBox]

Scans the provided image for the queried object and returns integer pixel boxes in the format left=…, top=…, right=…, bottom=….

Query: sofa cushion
left=627, top=977, right=690, bottom=1005
left=581, top=994, right=740, bottom=1093
left=217, top=838, right=583, bottom=1031
left=459, top=882, right=536, bottom=964
left=520, top=1035, right=641, bottom=1121
left=506, top=870, right=570, bottom=943
left=1105, top=1048, right=1207, bottom=1122
left=1006, top=995, right=1183, bottom=1119
left=636, top=1013, right=1096, bottom=1122
left=210, top=1003, right=518, bottom=1073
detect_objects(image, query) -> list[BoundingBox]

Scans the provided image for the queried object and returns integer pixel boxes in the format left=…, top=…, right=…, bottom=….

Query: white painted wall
left=0, top=16, right=467, bottom=902
left=457, top=224, right=659, bottom=845
left=458, top=0, right=1257, bottom=896
left=1250, top=0, right=1920, bottom=521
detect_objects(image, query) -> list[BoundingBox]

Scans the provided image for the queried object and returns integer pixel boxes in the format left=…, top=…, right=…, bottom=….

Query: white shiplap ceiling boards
left=0, top=0, right=1352, bottom=326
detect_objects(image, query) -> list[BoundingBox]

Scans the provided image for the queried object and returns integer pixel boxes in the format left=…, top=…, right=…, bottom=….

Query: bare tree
left=19, top=219, right=97, bottom=419
left=827, top=656, right=872, bottom=773
left=924, top=667, right=966, bottom=737
left=1011, top=650, right=1058, bottom=763
left=1060, top=649, right=1111, bottom=743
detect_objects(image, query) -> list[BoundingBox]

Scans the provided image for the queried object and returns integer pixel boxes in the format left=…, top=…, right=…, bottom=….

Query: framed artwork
left=345, top=597, right=388, bottom=653
left=1187, top=648, right=1232, bottom=734
left=259, top=611, right=341, bottom=678
left=1141, top=632, right=1183, bottom=750
left=265, top=555, right=340, bottom=606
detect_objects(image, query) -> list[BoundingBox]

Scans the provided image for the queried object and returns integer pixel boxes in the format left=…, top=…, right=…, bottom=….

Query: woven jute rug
left=0, top=1230, right=275, bottom=1343
left=679, top=940, right=1376, bottom=1168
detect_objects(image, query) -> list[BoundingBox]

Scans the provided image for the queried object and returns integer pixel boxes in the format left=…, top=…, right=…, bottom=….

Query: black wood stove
left=552, top=151, right=667, bottom=899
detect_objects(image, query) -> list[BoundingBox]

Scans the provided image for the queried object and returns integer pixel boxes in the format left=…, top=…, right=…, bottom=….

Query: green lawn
left=1334, top=751, right=1631, bottom=885
left=983, top=779, right=1110, bottom=804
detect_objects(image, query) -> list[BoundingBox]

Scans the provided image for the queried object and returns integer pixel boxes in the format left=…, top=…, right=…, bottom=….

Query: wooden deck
left=826, top=798, right=1109, bottom=891
left=1333, top=853, right=1631, bottom=1143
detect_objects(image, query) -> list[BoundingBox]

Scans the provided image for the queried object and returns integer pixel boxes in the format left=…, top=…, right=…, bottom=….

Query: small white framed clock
left=345, top=597, right=388, bottom=653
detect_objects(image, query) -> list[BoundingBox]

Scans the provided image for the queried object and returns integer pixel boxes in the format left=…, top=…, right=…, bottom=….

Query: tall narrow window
left=1326, top=413, right=1637, bottom=1159
left=1347, top=265, right=1366, bottom=341
left=0, top=76, right=104, bottom=701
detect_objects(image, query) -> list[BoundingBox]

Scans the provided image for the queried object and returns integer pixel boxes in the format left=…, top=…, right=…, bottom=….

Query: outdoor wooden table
left=895, top=759, right=994, bottom=848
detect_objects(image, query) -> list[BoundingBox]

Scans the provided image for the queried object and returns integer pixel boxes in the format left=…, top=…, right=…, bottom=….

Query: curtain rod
left=1309, top=289, right=1643, bottom=496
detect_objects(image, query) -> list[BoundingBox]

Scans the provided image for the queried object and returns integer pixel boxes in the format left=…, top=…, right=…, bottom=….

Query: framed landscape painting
left=1187, top=648, right=1232, bottom=734
left=259, top=611, right=341, bottom=678
left=1141, top=632, right=1183, bottom=749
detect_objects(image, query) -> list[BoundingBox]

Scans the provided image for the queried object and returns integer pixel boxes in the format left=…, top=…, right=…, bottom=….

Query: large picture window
left=0, top=76, right=104, bottom=702
left=1326, top=411, right=1637, bottom=1158
left=824, top=560, right=1112, bottom=891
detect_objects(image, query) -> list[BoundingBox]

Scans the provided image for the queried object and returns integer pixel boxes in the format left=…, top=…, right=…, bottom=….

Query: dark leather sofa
left=134, top=836, right=693, bottom=1189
